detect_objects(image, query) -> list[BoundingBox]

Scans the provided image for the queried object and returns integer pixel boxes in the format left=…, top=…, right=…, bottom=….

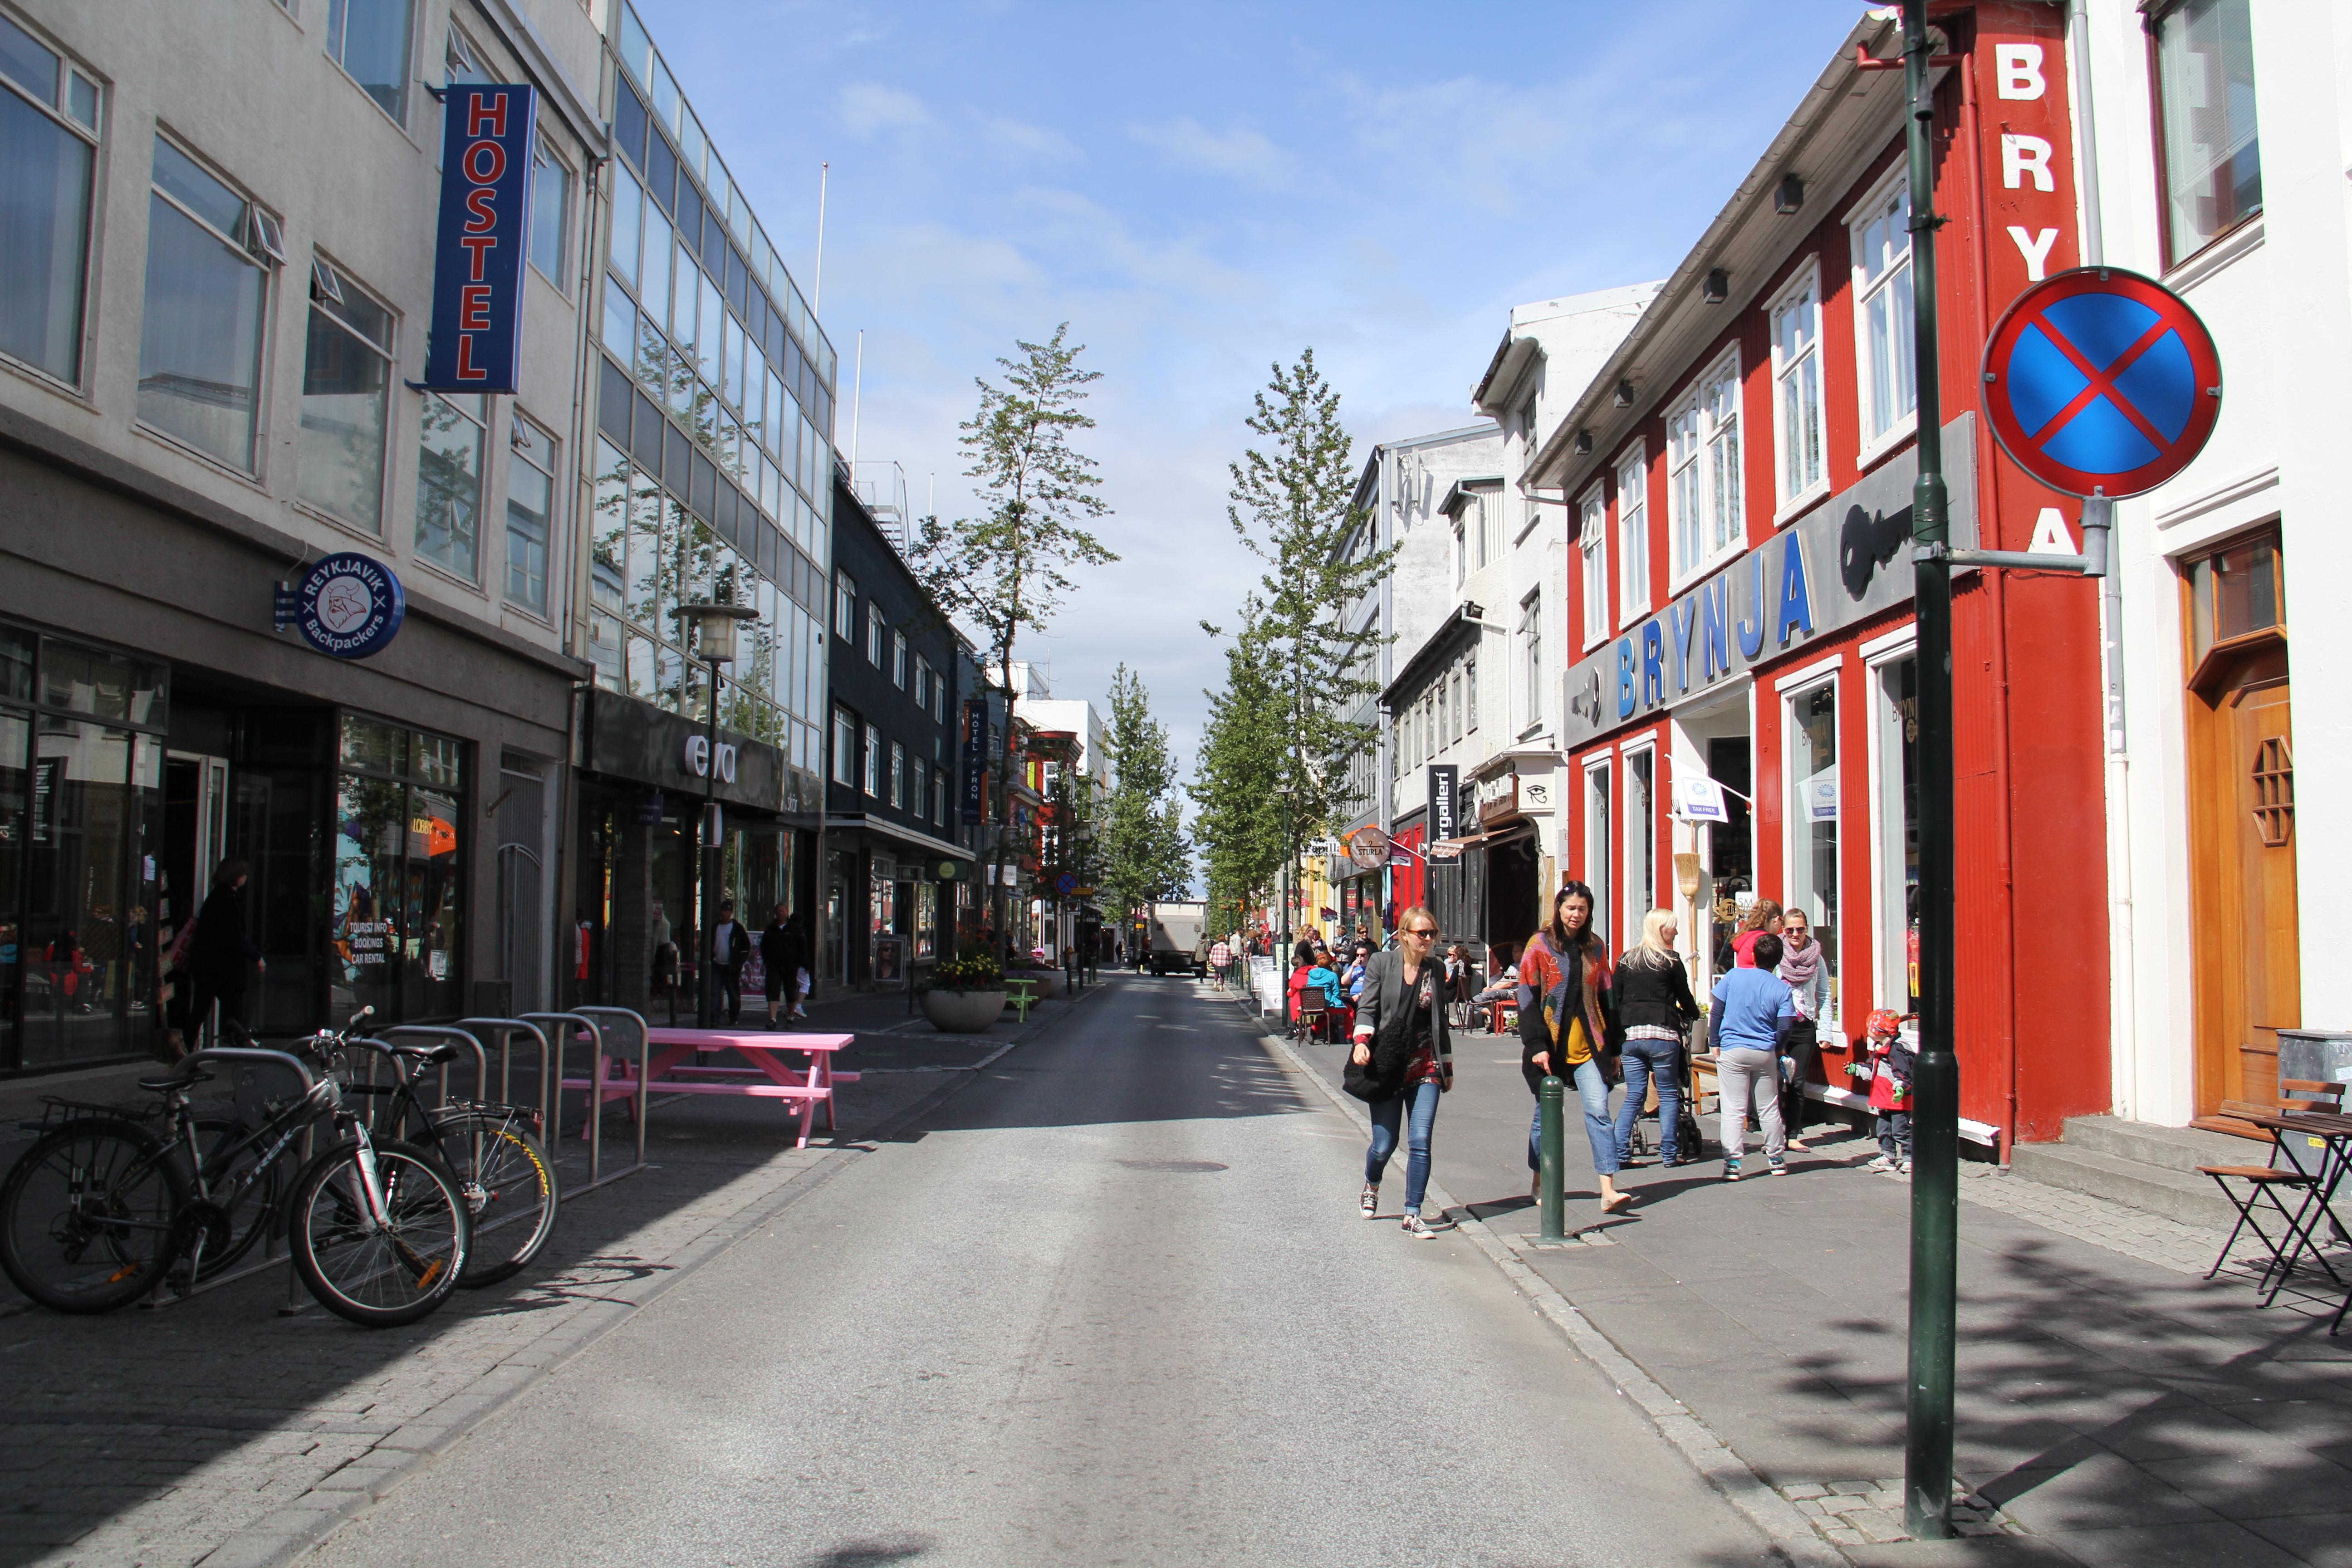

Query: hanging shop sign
left=1562, top=415, right=1980, bottom=749
left=274, top=551, right=407, bottom=659
left=960, top=699, right=988, bottom=824
left=1427, top=764, right=1460, bottom=848
left=1981, top=267, right=2221, bottom=499
left=422, top=84, right=539, bottom=392
left=1674, top=777, right=1730, bottom=823
left=582, top=688, right=780, bottom=811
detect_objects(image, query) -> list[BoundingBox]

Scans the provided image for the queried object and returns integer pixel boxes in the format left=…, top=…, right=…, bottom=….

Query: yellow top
left=1563, top=1014, right=1594, bottom=1068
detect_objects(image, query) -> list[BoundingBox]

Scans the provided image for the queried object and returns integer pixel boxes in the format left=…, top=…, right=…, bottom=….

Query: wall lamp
left=1703, top=268, right=1730, bottom=304
left=1775, top=174, right=1805, bottom=214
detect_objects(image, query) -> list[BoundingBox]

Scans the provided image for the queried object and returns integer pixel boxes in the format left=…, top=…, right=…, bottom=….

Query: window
left=1584, top=762, right=1613, bottom=949
left=415, top=392, right=487, bottom=579
left=1519, top=393, right=1542, bottom=529
left=913, top=655, right=931, bottom=710
left=326, top=0, right=416, bottom=126
left=862, top=722, right=881, bottom=795
left=1449, top=667, right=1463, bottom=745
left=1452, top=515, right=1467, bottom=588
left=1616, top=444, right=1650, bottom=618
left=890, top=741, right=906, bottom=808
left=1519, top=591, right=1542, bottom=730
left=1851, top=177, right=1916, bottom=447
left=1623, top=748, right=1655, bottom=946
left=1665, top=350, right=1742, bottom=581
left=0, top=12, right=97, bottom=385
left=933, top=769, right=947, bottom=827
left=528, top=138, right=569, bottom=286
left=2154, top=0, right=2261, bottom=265
left=1578, top=487, right=1608, bottom=649
left=1479, top=485, right=1504, bottom=567
left=506, top=415, right=555, bottom=615
left=866, top=603, right=883, bottom=666
left=1770, top=267, right=1824, bottom=507
left=298, top=260, right=393, bottom=532
left=833, top=571, right=857, bottom=639
left=1465, top=655, right=1477, bottom=732
left=2186, top=527, right=2283, bottom=659
left=832, top=706, right=855, bottom=785
left=139, top=137, right=273, bottom=471
left=1872, top=654, right=1919, bottom=1012
left=1786, top=678, right=1841, bottom=1005
left=892, top=629, right=908, bottom=689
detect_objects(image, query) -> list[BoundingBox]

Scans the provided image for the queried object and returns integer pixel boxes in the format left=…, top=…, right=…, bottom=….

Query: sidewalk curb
left=248, top=986, right=1110, bottom=1567
left=1250, top=1001, right=1844, bottom=1568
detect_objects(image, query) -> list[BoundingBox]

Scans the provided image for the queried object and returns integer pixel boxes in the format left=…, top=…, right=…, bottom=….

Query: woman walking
left=1348, top=906, right=1455, bottom=1237
left=1776, top=908, right=1830, bottom=1151
left=759, top=903, right=797, bottom=1028
left=1518, top=883, right=1632, bottom=1215
left=183, top=859, right=262, bottom=1045
left=1612, top=909, right=1700, bottom=1168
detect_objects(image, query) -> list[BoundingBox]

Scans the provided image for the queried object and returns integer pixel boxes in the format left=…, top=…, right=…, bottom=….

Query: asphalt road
left=309, top=975, right=1768, bottom=1568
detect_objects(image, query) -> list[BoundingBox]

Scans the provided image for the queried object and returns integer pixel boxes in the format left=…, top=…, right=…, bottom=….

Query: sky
left=637, top=0, right=1875, bottom=788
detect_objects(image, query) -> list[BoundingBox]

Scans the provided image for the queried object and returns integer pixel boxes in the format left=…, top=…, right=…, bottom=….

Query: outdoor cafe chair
left=2200, top=1095, right=2347, bottom=1305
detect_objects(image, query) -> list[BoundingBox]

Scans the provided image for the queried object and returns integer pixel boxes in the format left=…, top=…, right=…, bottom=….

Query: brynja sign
left=423, top=85, right=538, bottom=393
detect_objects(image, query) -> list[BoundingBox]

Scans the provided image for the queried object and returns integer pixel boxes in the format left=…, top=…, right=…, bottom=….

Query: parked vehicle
left=1147, top=901, right=1207, bottom=975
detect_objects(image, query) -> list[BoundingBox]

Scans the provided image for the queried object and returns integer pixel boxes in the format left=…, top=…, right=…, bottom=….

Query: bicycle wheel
left=431, top=1112, right=559, bottom=1287
left=0, top=1119, right=185, bottom=1313
left=289, top=1139, right=470, bottom=1328
left=186, top=1115, right=292, bottom=1279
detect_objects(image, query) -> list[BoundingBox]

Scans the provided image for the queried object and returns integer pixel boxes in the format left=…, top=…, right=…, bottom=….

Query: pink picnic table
left=575, top=1028, right=857, bottom=1149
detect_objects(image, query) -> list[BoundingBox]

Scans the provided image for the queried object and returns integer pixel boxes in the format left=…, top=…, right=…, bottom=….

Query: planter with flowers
left=920, top=947, right=1008, bottom=1033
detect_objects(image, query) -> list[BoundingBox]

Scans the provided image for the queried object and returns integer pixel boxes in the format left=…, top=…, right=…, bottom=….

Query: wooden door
left=2189, top=650, right=2299, bottom=1114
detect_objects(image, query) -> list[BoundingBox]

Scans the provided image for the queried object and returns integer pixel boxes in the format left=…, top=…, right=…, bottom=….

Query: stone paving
left=0, top=985, right=1098, bottom=1568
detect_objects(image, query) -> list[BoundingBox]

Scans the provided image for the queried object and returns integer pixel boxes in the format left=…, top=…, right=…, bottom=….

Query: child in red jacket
left=1851, top=1009, right=1913, bottom=1176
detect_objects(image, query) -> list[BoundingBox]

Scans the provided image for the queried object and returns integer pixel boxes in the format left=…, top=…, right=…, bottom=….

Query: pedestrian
left=650, top=898, right=676, bottom=996
left=710, top=899, right=750, bottom=1024
left=1730, top=898, right=1783, bottom=969
left=1612, top=908, right=1700, bottom=1169
left=1856, top=1009, right=1914, bottom=1175
left=183, top=859, right=263, bottom=1045
left=759, top=902, right=797, bottom=1028
left=1347, top=904, right=1455, bottom=1237
left=1776, top=907, right=1831, bottom=1151
left=1469, top=942, right=1519, bottom=1029
left=1710, top=931, right=1796, bottom=1180
left=1517, top=883, right=1632, bottom=1215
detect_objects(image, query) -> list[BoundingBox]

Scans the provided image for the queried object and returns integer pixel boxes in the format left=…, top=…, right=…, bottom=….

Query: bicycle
left=0, top=1010, right=472, bottom=1328
left=338, top=1035, right=558, bottom=1287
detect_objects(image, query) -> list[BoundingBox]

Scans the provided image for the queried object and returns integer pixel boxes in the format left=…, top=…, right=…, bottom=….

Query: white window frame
left=503, top=410, right=558, bottom=618
left=1452, top=513, right=1467, bottom=587
left=527, top=134, right=572, bottom=292
left=1476, top=484, right=1504, bottom=569
left=1768, top=257, right=1829, bottom=520
left=1518, top=590, right=1543, bottom=734
left=1847, top=165, right=1919, bottom=464
left=0, top=13, right=101, bottom=392
left=1581, top=752, right=1614, bottom=946
left=1615, top=441, right=1650, bottom=629
left=1619, top=739, right=1657, bottom=946
left=1862, top=631, right=1917, bottom=1022
left=1577, top=483, right=1609, bottom=651
left=831, top=705, right=856, bottom=786
left=1780, top=665, right=1843, bottom=1037
left=1664, top=346, right=1743, bottom=592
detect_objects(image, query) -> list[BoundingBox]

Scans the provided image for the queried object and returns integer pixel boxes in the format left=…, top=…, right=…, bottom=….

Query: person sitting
left=1287, top=940, right=1323, bottom=1031
left=1470, top=943, right=1520, bottom=1029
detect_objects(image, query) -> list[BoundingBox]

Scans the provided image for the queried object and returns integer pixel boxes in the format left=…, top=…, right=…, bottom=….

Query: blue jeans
left=1614, top=1038, right=1684, bottom=1164
left=1528, top=1058, right=1621, bottom=1177
left=1367, top=1080, right=1442, bottom=1213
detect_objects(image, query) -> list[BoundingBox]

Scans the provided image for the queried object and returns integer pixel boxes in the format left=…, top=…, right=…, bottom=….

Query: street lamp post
left=1275, top=783, right=1298, bottom=952
left=672, top=602, right=758, bottom=1031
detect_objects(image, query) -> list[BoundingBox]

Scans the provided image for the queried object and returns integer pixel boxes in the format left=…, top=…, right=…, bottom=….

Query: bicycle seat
left=137, top=1066, right=216, bottom=1093
left=386, top=1040, right=462, bottom=1066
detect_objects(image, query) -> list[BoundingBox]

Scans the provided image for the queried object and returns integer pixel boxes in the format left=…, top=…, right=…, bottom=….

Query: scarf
left=1778, top=935, right=1823, bottom=987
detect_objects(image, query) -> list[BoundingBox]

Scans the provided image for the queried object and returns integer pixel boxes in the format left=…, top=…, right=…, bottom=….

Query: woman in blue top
left=1709, top=931, right=1798, bottom=1181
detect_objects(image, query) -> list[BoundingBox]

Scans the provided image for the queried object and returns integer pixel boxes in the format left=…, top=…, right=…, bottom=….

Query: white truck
left=1145, top=901, right=1207, bottom=975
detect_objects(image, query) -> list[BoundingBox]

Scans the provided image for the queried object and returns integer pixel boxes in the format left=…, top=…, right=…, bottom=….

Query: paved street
left=305, top=973, right=1767, bottom=1568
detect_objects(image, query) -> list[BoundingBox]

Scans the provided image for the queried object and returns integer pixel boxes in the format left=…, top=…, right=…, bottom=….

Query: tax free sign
left=422, top=85, right=538, bottom=393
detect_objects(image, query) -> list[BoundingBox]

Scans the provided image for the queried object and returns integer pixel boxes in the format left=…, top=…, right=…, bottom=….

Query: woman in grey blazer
left=1349, top=906, right=1455, bottom=1238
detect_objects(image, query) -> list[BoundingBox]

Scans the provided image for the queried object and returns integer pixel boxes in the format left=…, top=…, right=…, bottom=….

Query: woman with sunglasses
left=1518, top=882, right=1633, bottom=1215
left=1348, top=906, right=1455, bottom=1237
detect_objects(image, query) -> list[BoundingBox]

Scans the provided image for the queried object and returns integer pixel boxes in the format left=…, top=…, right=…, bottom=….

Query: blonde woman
left=1611, top=909, right=1700, bottom=1167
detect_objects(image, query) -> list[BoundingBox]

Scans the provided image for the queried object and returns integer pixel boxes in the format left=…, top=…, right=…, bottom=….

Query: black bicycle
left=0, top=1012, right=472, bottom=1327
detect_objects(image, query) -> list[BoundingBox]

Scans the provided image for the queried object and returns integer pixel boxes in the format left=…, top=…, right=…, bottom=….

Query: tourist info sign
left=1981, top=267, right=2221, bottom=499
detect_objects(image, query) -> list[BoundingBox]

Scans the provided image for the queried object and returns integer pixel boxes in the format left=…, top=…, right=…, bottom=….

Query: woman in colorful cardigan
left=1517, top=882, right=1633, bottom=1215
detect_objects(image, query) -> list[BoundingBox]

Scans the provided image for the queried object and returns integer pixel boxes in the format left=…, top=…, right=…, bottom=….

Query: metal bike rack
left=137, top=1046, right=319, bottom=1311
left=522, top=1009, right=649, bottom=1194
left=380, top=1025, right=492, bottom=1128
left=455, top=1017, right=554, bottom=1130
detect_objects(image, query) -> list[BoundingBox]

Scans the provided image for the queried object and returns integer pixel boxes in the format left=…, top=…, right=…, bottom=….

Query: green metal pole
left=1900, top=0, right=1958, bottom=1540
left=1539, top=1075, right=1567, bottom=1242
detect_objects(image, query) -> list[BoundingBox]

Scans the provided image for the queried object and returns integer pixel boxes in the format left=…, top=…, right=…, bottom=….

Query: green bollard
left=1540, top=1074, right=1567, bottom=1242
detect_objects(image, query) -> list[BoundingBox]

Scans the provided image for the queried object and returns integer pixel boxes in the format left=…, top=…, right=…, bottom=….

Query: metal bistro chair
left=1292, top=992, right=1329, bottom=1045
left=2200, top=1091, right=2346, bottom=1304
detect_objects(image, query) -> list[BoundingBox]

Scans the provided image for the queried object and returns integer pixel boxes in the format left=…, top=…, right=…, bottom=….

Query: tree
left=908, top=325, right=1117, bottom=944
left=1188, top=602, right=1287, bottom=940
left=1101, top=664, right=1191, bottom=926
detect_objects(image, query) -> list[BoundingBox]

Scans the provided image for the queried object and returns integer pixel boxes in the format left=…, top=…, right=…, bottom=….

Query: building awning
left=824, top=815, right=976, bottom=863
left=1427, top=822, right=1536, bottom=861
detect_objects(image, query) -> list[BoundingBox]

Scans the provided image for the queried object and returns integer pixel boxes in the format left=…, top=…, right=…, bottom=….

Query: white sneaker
left=1866, top=1155, right=1896, bottom=1173
left=1360, top=1182, right=1379, bottom=1220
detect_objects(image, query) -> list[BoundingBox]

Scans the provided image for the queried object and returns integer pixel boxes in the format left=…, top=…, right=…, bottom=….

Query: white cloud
left=1127, top=117, right=1292, bottom=187
left=982, top=116, right=1083, bottom=164
left=838, top=82, right=935, bottom=138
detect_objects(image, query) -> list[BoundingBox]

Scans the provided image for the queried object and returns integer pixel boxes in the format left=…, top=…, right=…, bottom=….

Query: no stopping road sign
left=1981, top=267, right=2221, bottom=499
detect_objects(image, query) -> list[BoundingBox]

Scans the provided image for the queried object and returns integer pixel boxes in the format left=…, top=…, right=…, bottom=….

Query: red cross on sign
left=1981, top=267, right=2223, bottom=499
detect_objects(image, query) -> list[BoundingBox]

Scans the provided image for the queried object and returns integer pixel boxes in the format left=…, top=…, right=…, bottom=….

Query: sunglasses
left=1404, top=926, right=1438, bottom=938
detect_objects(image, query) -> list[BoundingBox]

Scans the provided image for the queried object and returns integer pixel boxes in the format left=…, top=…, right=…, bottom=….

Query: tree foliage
left=1188, top=599, right=1286, bottom=936
left=1101, top=664, right=1191, bottom=918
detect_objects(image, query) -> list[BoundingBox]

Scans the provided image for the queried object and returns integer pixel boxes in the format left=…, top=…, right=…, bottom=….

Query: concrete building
left=0, top=0, right=607, bottom=1065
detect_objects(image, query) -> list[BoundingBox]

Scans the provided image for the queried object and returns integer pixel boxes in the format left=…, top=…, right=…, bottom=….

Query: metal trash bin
left=2277, top=1029, right=2352, bottom=1090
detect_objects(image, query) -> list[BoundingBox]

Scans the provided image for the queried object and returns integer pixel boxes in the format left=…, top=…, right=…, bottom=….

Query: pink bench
left=567, top=1029, right=854, bottom=1149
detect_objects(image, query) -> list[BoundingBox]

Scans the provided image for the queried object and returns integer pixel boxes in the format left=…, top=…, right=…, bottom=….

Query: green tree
left=1189, top=603, right=1287, bottom=939
left=1101, top=664, right=1191, bottom=925
left=909, top=325, right=1118, bottom=943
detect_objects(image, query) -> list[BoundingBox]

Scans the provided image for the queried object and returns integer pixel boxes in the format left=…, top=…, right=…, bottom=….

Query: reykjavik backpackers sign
left=422, top=84, right=539, bottom=393
left=1560, top=415, right=1981, bottom=750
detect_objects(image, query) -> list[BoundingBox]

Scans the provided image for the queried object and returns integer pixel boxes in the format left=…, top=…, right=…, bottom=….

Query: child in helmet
left=1852, top=1009, right=1914, bottom=1175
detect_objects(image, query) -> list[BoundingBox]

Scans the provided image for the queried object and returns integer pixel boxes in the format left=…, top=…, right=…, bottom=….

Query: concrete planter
left=923, top=989, right=1006, bottom=1033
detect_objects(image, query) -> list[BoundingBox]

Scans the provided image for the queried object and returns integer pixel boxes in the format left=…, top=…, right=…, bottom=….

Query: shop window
left=1616, top=443, right=1649, bottom=621
left=415, top=391, right=487, bottom=580
left=1786, top=680, right=1841, bottom=1006
left=299, top=260, right=394, bottom=534
left=1770, top=264, right=1825, bottom=508
left=1623, top=747, right=1655, bottom=944
left=1872, top=656, right=1919, bottom=1013
left=0, top=11, right=98, bottom=387
left=2154, top=0, right=2261, bottom=266
left=1583, top=762, right=1612, bottom=949
left=139, top=136, right=274, bottom=472
left=332, top=712, right=467, bottom=1027
left=1851, top=173, right=1917, bottom=450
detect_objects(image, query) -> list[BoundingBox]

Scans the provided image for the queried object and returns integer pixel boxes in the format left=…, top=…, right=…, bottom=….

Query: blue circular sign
left=293, top=552, right=406, bottom=659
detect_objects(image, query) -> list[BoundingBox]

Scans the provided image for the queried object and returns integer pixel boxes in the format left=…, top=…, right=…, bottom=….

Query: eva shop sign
left=1562, top=416, right=1980, bottom=749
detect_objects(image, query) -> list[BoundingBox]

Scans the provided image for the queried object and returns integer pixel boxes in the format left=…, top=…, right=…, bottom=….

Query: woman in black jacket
left=1348, top=906, right=1454, bottom=1238
left=1611, top=908, right=1700, bottom=1167
left=183, top=860, right=262, bottom=1044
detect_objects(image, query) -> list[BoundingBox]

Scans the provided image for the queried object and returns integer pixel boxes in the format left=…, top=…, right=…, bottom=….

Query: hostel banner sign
left=423, top=84, right=539, bottom=393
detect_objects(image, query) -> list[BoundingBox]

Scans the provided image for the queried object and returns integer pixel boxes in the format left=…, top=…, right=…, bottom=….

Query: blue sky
left=638, top=0, right=1873, bottom=779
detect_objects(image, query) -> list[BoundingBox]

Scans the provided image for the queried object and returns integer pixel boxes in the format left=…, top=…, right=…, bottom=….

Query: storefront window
left=1787, top=681, right=1839, bottom=1006
left=1873, top=657, right=1919, bottom=1013
left=1583, top=762, right=1612, bottom=948
left=331, top=713, right=465, bottom=1024
left=1623, top=748, right=1655, bottom=942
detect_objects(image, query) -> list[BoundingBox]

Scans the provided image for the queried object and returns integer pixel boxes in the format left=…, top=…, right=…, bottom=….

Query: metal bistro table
left=2232, top=1107, right=2352, bottom=1333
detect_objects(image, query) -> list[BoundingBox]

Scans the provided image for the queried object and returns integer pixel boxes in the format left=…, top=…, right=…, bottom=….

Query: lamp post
left=1275, top=783, right=1299, bottom=951
left=671, top=601, right=758, bottom=1030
